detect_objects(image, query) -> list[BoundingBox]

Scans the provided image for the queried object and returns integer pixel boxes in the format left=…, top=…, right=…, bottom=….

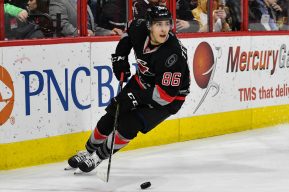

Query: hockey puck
left=140, top=181, right=151, bottom=189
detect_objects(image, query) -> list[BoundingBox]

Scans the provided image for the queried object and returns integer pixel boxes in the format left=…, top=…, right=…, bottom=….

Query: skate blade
left=96, top=170, right=107, bottom=182
left=64, top=166, right=76, bottom=171
left=72, top=168, right=107, bottom=182
left=74, top=168, right=84, bottom=175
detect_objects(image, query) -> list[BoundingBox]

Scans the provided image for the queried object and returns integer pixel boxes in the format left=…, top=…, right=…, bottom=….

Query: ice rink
left=1, top=124, right=289, bottom=192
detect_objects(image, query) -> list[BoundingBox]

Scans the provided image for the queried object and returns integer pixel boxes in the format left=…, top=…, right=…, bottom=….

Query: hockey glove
left=111, top=54, right=131, bottom=82
left=112, top=91, right=139, bottom=113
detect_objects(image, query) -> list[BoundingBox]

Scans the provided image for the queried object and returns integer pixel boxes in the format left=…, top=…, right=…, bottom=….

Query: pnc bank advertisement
left=1, top=36, right=289, bottom=144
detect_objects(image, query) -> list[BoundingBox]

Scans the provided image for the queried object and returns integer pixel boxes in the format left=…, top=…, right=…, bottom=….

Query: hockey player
left=67, top=5, right=191, bottom=173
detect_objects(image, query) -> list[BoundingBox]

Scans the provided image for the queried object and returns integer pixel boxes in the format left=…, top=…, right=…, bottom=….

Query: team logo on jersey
left=165, top=54, right=178, bottom=68
left=137, top=59, right=154, bottom=76
left=193, top=42, right=220, bottom=113
left=0, top=66, right=15, bottom=126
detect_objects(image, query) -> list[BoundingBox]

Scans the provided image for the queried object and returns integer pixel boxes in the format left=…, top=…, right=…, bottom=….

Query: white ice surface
left=1, top=124, right=289, bottom=192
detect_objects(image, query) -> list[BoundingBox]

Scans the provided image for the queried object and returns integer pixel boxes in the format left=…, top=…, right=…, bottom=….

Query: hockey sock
left=95, top=130, right=131, bottom=160
left=86, top=127, right=108, bottom=153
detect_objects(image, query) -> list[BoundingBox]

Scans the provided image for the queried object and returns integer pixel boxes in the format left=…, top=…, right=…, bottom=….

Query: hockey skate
left=65, top=150, right=91, bottom=170
left=74, top=152, right=102, bottom=174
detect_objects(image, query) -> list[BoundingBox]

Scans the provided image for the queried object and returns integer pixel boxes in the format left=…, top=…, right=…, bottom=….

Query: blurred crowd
left=249, top=0, right=289, bottom=31
left=2, top=0, right=289, bottom=40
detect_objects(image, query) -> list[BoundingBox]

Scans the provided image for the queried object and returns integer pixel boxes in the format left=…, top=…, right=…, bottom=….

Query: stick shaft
left=106, top=73, right=124, bottom=182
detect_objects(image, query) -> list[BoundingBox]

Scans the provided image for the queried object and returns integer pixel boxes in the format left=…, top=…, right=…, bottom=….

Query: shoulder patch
left=165, top=54, right=178, bottom=68
left=136, top=19, right=145, bottom=26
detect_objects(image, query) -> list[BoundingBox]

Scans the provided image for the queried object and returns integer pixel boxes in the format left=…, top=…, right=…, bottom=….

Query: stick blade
left=96, top=170, right=107, bottom=182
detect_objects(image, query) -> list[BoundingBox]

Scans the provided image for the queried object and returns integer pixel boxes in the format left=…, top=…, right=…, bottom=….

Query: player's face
left=149, top=20, right=171, bottom=45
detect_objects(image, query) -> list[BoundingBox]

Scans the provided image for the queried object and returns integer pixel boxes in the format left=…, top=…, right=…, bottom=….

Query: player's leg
left=76, top=106, right=171, bottom=172
left=85, top=113, right=114, bottom=153
left=67, top=84, right=131, bottom=171
left=67, top=113, right=114, bottom=170
left=97, top=106, right=172, bottom=158
left=133, top=106, right=172, bottom=134
left=76, top=112, right=137, bottom=172
left=71, top=100, right=172, bottom=173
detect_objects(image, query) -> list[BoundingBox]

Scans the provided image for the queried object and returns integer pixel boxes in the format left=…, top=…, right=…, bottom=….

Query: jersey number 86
left=162, top=72, right=181, bottom=86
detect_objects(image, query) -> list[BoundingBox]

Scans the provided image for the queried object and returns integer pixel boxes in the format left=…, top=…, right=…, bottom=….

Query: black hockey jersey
left=114, top=19, right=190, bottom=114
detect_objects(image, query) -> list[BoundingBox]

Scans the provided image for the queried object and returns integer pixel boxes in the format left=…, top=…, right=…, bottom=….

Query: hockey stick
left=106, top=72, right=124, bottom=182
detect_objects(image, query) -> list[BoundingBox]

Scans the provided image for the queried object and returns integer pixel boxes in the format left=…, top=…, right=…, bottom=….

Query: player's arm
left=111, top=22, right=134, bottom=81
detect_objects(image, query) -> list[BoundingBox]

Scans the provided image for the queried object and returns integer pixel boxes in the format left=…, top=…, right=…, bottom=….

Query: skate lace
left=75, top=155, right=86, bottom=162
left=75, top=151, right=89, bottom=162
left=84, top=158, right=95, bottom=168
left=84, top=156, right=102, bottom=168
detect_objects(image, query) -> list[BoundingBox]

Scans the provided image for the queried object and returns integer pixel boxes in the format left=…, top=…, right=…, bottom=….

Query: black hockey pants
left=85, top=104, right=171, bottom=160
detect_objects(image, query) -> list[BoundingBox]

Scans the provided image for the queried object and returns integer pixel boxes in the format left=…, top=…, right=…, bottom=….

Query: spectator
left=27, top=0, right=54, bottom=37
left=27, top=0, right=49, bottom=14
left=212, top=0, right=231, bottom=32
left=87, top=0, right=108, bottom=25
left=5, top=0, right=27, bottom=9
left=98, top=0, right=126, bottom=33
left=4, top=1, right=45, bottom=39
left=176, top=0, right=200, bottom=33
left=4, top=3, right=28, bottom=22
left=275, top=0, right=288, bottom=30
left=49, top=0, right=86, bottom=36
left=249, top=0, right=282, bottom=31
left=192, top=0, right=208, bottom=32
left=86, top=0, right=124, bottom=35
left=49, top=0, right=120, bottom=37
left=190, top=0, right=198, bottom=9
left=177, top=0, right=194, bottom=20
left=226, top=0, right=241, bottom=31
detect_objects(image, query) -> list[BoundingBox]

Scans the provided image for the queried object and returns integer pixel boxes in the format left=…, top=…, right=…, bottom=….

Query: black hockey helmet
left=146, top=6, right=173, bottom=28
